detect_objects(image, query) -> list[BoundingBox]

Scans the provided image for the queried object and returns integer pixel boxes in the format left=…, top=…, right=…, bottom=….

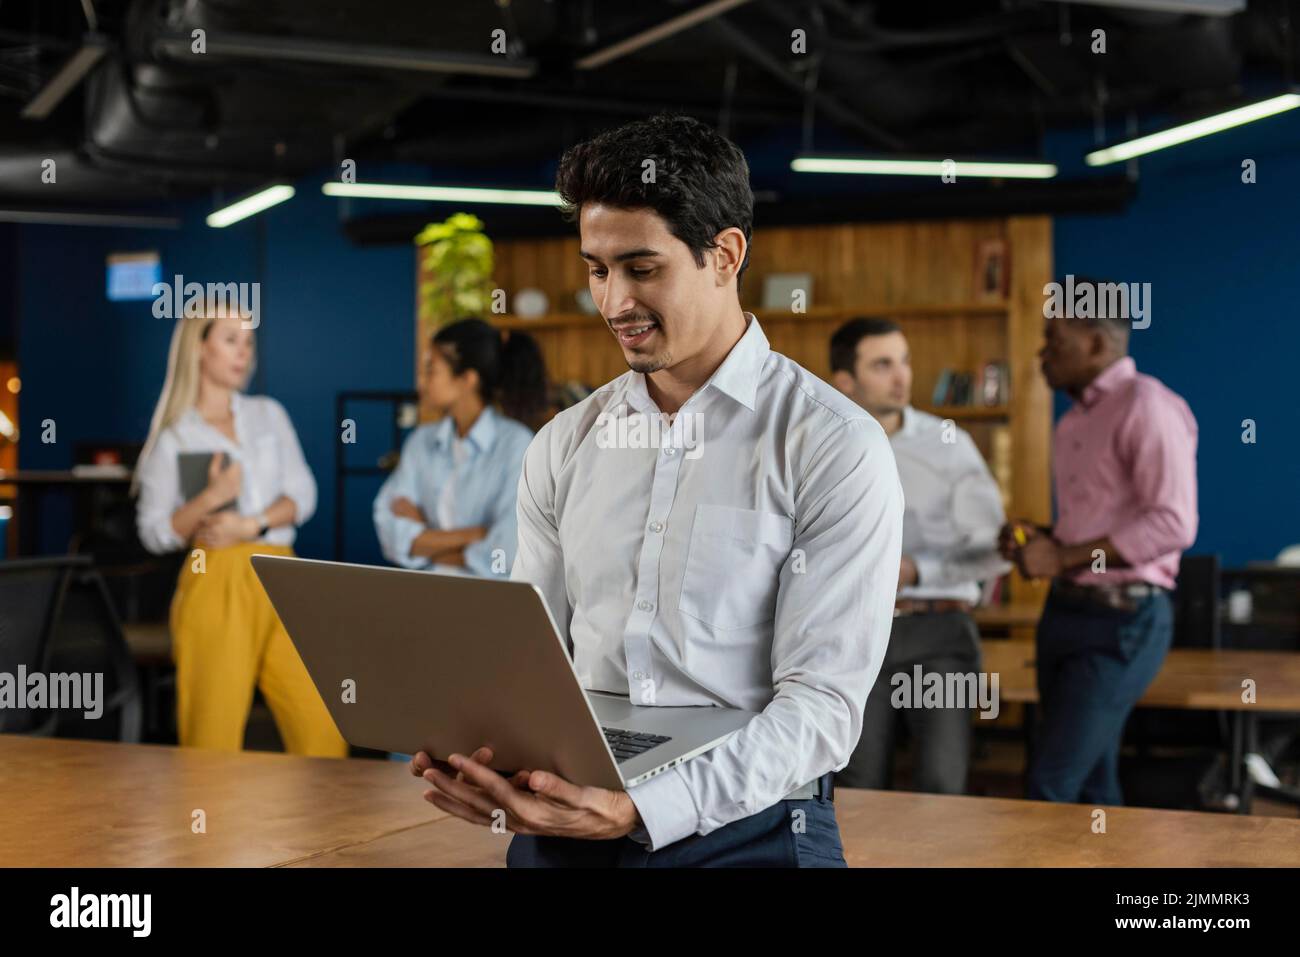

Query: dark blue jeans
left=506, top=795, right=846, bottom=867
left=1026, top=586, right=1173, bottom=806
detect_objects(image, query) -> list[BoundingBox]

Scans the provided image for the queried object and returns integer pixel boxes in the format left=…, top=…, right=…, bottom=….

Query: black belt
left=1051, top=578, right=1167, bottom=613
left=784, top=771, right=835, bottom=802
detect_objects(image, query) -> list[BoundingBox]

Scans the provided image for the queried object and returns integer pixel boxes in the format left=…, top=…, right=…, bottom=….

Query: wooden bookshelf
left=490, top=301, right=1010, bottom=330
left=420, top=216, right=1053, bottom=609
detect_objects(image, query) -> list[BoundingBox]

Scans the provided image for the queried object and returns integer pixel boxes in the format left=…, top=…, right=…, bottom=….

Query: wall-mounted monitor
left=106, top=251, right=162, bottom=301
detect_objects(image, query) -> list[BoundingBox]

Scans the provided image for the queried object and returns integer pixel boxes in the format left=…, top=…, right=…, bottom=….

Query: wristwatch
left=255, top=512, right=271, bottom=539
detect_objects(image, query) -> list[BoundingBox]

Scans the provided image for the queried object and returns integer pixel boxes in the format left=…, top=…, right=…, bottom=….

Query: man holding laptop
left=408, top=115, right=904, bottom=866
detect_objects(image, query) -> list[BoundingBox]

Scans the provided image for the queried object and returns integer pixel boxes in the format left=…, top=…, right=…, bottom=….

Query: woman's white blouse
left=135, top=392, right=317, bottom=554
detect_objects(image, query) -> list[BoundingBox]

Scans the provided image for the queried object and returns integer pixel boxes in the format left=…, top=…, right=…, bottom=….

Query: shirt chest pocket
left=677, top=504, right=794, bottom=632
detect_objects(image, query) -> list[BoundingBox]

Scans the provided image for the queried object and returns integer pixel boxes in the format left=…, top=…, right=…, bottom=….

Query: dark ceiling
left=0, top=0, right=1295, bottom=212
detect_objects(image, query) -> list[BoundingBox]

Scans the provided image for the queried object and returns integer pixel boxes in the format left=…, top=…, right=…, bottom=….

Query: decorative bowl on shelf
left=514, top=288, right=549, bottom=318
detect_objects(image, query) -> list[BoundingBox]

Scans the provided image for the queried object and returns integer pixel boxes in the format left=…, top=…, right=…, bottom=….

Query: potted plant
left=414, top=213, right=495, bottom=336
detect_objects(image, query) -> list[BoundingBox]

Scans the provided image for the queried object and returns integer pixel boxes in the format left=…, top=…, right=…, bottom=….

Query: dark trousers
left=836, top=611, right=981, bottom=794
left=506, top=791, right=845, bottom=867
left=1026, top=586, right=1173, bottom=806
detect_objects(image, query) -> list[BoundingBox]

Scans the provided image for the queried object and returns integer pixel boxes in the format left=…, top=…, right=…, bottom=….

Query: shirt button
left=637, top=600, right=653, bottom=612
left=664, top=447, right=677, bottom=456
left=633, top=671, right=645, bottom=680
left=648, top=521, right=664, bottom=533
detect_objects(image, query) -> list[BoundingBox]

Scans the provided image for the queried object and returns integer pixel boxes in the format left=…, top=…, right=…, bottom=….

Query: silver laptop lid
left=251, top=555, right=624, bottom=791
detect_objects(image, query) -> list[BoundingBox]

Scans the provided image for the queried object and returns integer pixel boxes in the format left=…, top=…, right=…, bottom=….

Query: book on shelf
left=930, top=361, right=1010, bottom=407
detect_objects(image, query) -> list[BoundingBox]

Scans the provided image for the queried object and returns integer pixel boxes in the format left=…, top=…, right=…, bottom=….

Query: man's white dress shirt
left=890, top=406, right=1010, bottom=603
left=511, top=314, right=904, bottom=850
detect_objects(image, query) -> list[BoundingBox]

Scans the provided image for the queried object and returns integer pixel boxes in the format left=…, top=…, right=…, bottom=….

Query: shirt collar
left=896, top=405, right=920, bottom=439
left=705, top=313, right=769, bottom=411
left=1080, top=356, right=1136, bottom=408
left=622, top=312, right=769, bottom=415
left=182, top=392, right=243, bottom=428
left=430, top=405, right=498, bottom=453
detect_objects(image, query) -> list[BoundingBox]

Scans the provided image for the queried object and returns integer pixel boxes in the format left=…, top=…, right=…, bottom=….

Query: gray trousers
left=837, top=611, right=981, bottom=794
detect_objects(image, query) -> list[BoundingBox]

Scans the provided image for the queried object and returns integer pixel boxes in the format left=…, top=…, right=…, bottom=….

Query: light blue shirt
left=512, top=315, right=904, bottom=850
left=373, top=406, right=533, bottom=578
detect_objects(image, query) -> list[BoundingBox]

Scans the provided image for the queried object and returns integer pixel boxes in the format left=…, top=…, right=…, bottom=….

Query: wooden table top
left=0, top=735, right=443, bottom=867
left=982, top=640, right=1300, bottom=711
left=0, top=469, right=132, bottom=485
left=7, top=735, right=1300, bottom=867
left=287, top=789, right=1300, bottom=868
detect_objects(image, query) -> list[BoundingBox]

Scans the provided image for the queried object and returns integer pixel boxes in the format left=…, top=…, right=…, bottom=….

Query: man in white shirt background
left=830, top=318, right=1010, bottom=794
left=409, top=114, right=904, bottom=866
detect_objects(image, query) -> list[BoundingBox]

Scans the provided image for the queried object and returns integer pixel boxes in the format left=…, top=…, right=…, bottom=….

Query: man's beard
left=628, top=350, right=672, bottom=374
left=870, top=398, right=906, bottom=416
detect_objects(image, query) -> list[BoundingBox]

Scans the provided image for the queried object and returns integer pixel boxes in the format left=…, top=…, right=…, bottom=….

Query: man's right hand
left=998, top=519, right=1042, bottom=560
left=410, top=747, right=532, bottom=791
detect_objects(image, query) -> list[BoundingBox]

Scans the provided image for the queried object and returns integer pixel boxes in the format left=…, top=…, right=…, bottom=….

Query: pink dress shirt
left=1053, top=356, right=1198, bottom=590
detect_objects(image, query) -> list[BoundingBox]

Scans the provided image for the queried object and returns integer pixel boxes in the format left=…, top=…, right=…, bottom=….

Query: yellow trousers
left=169, top=541, right=347, bottom=757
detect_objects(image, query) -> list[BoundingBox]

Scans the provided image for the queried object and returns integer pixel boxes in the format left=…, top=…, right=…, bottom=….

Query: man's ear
left=1087, top=327, right=1112, bottom=361
left=711, top=227, right=747, bottom=285
left=831, top=369, right=857, bottom=398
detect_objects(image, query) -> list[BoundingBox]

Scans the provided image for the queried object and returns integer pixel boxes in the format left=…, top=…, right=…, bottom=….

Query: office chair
left=0, top=555, right=143, bottom=742
left=0, top=556, right=76, bottom=735
left=44, top=559, right=143, bottom=743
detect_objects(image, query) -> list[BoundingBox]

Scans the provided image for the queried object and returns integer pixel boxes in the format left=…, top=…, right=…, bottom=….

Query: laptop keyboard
left=602, top=727, right=672, bottom=764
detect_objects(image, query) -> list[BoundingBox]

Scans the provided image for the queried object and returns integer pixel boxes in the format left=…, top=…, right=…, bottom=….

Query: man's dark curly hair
left=555, top=114, right=754, bottom=279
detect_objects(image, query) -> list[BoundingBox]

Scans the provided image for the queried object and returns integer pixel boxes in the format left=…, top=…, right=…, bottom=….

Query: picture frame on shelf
left=974, top=238, right=1009, bottom=302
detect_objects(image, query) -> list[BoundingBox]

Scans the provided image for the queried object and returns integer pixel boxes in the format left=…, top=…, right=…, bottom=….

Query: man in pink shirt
left=1000, top=283, right=1198, bottom=806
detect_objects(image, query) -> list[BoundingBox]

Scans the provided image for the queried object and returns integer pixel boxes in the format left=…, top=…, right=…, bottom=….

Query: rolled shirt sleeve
left=135, top=429, right=186, bottom=554
left=913, top=432, right=1011, bottom=589
left=373, top=431, right=433, bottom=570
left=463, top=429, right=530, bottom=578
left=266, top=398, right=316, bottom=526
left=1108, top=388, right=1199, bottom=566
left=627, top=417, right=904, bottom=849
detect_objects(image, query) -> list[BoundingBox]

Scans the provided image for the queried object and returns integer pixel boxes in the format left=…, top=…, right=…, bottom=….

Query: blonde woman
left=134, top=311, right=346, bottom=757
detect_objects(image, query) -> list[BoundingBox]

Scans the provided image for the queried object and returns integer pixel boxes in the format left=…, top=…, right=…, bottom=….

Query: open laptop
left=250, top=555, right=755, bottom=790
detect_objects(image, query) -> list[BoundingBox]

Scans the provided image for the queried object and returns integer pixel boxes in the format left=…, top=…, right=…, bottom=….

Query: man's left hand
left=413, top=748, right=642, bottom=840
left=898, top=555, right=918, bottom=588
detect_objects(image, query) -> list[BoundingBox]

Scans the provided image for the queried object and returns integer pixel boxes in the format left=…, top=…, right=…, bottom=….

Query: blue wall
left=1048, top=110, right=1299, bottom=567
left=13, top=111, right=1299, bottom=568
left=16, top=173, right=415, bottom=562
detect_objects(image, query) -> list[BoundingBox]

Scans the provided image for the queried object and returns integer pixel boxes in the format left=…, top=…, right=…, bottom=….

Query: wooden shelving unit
left=490, top=301, right=1011, bottom=331
left=421, top=216, right=1053, bottom=609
